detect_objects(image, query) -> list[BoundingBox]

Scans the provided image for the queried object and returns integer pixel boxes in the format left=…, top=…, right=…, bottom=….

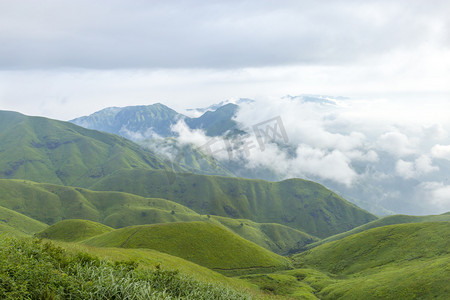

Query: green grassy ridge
left=210, top=215, right=319, bottom=255
left=0, top=179, right=317, bottom=254
left=293, top=222, right=450, bottom=275
left=82, top=221, right=292, bottom=274
left=0, top=235, right=261, bottom=299
left=90, top=169, right=377, bottom=238
left=0, top=110, right=167, bottom=187
left=300, top=213, right=450, bottom=251
left=35, top=219, right=114, bottom=242
left=245, top=256, right=450, bottom=300
left=0, top=205, right=48, bottom=236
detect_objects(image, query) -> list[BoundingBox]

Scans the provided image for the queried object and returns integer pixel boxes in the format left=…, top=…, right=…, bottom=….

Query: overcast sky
left=0, top=0, right=449, bottom=120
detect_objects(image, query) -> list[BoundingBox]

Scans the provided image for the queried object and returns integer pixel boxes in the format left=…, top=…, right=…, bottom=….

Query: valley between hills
left=0, top=108, right=449, bottom=299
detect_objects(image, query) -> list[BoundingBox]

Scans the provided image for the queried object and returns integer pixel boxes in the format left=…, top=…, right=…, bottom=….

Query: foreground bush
left=0, top=235, right=252, bottom=299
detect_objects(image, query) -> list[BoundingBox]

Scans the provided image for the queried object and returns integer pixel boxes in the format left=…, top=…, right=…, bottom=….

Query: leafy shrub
left=0, top=236, right=253, bottom=299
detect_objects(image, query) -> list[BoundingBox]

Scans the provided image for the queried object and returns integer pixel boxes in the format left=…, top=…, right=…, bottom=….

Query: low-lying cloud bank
left=170, top=96, right=450, bottom=215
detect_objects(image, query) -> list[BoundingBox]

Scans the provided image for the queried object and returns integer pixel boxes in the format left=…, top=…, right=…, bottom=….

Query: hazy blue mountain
left=71, top=102, right=240, bottom=139
left=71, top=103, right=181, bottom=139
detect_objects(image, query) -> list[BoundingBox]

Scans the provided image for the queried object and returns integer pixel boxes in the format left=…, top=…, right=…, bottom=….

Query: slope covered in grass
left=83, top=221, right=292, bottom=274
left=294, top=222, right=450, bottom=274
left=90, top=169, right=376, bottom=238
left=301, top=212, right=450, bottom=251
left=0, top=110, right=167, bottom=187
left=36, top=219, right=114, bottom=242
left=244, top=222, right=450, bottom=299
left=0, top=205, right=47, bottom=236
left=0, top=235, right=260, bottom=300
left=210, top=216, right=319, bottom=255
left=0, top=179, right=317, bottom=254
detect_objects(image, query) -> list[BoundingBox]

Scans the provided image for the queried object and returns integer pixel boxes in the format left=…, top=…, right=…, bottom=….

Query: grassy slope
left=90, top=169, right=376, bottom=238
left=302, top=212, right=450, bottom=251
left=1, top=235, right=268, bottom=299
left=0, top=110, right=167, bottom=187
left=210, top=215, right=319, bottom=255
left=0, top=179, right=317, bottom=254
left=0, top=205, right=47, bottom=236
left=295, top=222, right=450, bottom=274
left=243, top=222, right=450, bottom=299
left=35, top=219, right=114, bottom=242
left=83, top=221, right=292, bottom=274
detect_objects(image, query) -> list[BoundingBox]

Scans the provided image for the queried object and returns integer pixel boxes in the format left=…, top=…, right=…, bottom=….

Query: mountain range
left=0, top=106, right=448, bottom=299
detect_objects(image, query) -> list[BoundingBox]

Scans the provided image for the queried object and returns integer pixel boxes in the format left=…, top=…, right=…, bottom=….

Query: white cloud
left=395, top=155, right=439, bottom=179
left=292, top=145, right=358, bottom=187
left=418, top=182, right=450, bottom=213
left=431, top=144, right=450, bottom=160
left=377, top=131, right=415, bottom=157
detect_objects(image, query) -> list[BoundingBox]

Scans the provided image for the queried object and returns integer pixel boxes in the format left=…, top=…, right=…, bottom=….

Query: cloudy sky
left=0, top=0, right=449, bottom=120
left=1, top=0, right=449, bottom=214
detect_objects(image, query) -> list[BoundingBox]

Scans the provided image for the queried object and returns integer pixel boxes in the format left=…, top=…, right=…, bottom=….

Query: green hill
left=0, top=110, right=167, bottom=187
left=243, top=222, right=450, bottom=299
left=35, top=219, right=114, bottom=242
left=0, top=206, right=48, bottom=236
left=0, top=111, right=375, bottom=239
left=210, top=216, right=319, bottom=255
left=83, top=221, right=292, bottom=274
left=0, top=179, right=318, bottom=254
left=300, top=212, right=450, bottom=251
left=90, top=169, right=376, bottom=238
left=294, top=222, right=450, bottom=274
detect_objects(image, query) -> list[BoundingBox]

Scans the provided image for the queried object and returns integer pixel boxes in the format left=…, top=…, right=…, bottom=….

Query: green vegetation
left=0, top=206, right=47, bottom=236
left=0, top=110, right=167, bottom=187
left=241, top=222, right=450, bottom=299
left=0, top=111, right=376, bottom=239
left=301, top=213, right=450, bottom=251
left=83, top=221, right=292, bottom=275
left=210, top=215, right=319, bottom=255
left=0, top=235, right=257, bottom=299
left=0, top=179, right=319, bottom=254
left=294, top=222, right=450, bottom=274
left=35, top=219, right=114, bottom=242
left=91, top=169, right=376, bottom=238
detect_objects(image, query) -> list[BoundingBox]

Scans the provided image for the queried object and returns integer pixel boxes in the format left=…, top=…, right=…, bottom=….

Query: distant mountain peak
left=283, top=94, right=349, bottom=105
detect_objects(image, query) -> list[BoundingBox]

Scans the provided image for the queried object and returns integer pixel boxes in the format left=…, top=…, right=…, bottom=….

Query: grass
left=90, top=169, right=376, bottom=238
left=301, top=212, right=450, bottom=251
left=294, top=222, right=450, bottom=274
left=0, top=235, right=261, bottom=299
left=0, top=205, right=47, bottom=236
left=0, top=110, right=168, bottom=187
left=83, top=221, right=292, bottom=275
left=242, top=222, right=450, bottom=299
left=0, top=179, right=320, bottom=254
left=35, top=219, right=114, bottom=242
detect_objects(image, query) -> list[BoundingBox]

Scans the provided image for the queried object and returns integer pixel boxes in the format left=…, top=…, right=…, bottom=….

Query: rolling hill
left=0, top=110, right=167, bottom=187
left=294, top=222, right=450, bottom=274
left=83, top=221, right=292, bottom=274
left=35, top=219, right=114, bottom=242
left=0, top=206, right=48, bottom=236
left=0, top=111, right=377, bottom=239
left=0, top=179, right=318, bottom=254
left=90, top=169, right=377, bottom=238
left=298, top=212, right=450, bottom=251
left=243, top=222, right=450, bottom=299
